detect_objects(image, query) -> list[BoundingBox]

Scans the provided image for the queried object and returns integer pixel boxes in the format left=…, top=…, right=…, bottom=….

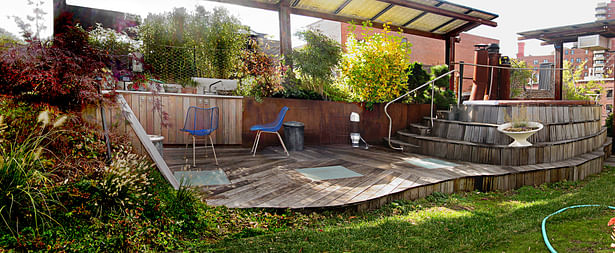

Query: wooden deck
left=163, top=144, right=608, bottom=211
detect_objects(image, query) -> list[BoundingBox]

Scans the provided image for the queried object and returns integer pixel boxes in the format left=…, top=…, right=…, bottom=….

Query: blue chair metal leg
left=209, top=135, right=218, bottom=165
left=252, top=131, right=262, bottom=157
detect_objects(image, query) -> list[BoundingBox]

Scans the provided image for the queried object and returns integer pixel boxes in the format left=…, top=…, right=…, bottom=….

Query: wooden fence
left=242, top=97, right=431, bottom=147
left=86, top=92, right=429, bottom=148
left=117, top=91, right=243, bottom=145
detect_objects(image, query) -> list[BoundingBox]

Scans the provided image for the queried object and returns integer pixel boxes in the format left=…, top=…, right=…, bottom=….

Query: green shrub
left=340, top=22, right=411, bottom=103
left=0, top=111, right=66, bottom=237
left=564, top=60, right=603, bottom=100
left=289, top=30, right=342, bottom=97
left=406, top=62, right=431, bottom=103
left=237, top=43, right=284, bottom=98
left=96, top=148, right=153, bottom=214
left=140, top=6, right=248, bottom=83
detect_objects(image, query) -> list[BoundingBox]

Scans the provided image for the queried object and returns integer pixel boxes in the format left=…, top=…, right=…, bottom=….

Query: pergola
left=518, top=19, right=615, bottom=100
left=207, top=0, right=498, bottom=89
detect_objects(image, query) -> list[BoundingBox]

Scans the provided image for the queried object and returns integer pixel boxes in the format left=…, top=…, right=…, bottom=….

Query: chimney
left=517, top=42, right=525, bottom=59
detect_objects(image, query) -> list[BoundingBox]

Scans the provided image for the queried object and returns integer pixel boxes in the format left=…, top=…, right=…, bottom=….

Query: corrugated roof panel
left=295, top=0, right=347, bottom=13
left=338, top=0, right=391, bottom=20
left=438, top=3, right=469, bottom=13
left=375, top=5, right=423, bottom=26
left=433, top=19, right=467, bottom=34
left=406, top=13, right=453, bottom=31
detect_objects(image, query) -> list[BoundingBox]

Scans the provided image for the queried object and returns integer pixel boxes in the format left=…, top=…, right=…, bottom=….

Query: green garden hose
left=542, top=204, right=615, bottom=253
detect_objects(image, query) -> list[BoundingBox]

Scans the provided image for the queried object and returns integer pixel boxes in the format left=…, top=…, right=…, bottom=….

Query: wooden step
left=396, top=129, right=607, bottom=166
left=409, top=123, right=430, bottom=135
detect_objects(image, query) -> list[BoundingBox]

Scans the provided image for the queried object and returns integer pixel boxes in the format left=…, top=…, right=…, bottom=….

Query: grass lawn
left=204, top=165, right=615, bottom=252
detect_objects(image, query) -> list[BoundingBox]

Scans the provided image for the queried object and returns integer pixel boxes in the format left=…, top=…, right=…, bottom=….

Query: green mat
left=174, top=169, right=230, bottom=186
left=296, top=166, right=363, bottom=181
left=405, top=157, right=459, bottom=169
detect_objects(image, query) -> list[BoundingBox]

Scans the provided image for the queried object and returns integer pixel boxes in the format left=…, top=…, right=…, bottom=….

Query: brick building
left=307, top=20, right=500, bottom=96
left=517, top=42, right=595, bottom=77
left=514, top=0, right=615, bottom=123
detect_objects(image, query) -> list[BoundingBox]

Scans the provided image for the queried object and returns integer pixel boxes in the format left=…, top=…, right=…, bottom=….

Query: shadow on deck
left=163, top=144, right=608, bottom=212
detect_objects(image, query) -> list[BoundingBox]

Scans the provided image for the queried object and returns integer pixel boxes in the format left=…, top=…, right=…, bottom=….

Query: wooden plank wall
left=118, top=91, right=243, bottom=145
left=242, top=97, right=431, bottom=147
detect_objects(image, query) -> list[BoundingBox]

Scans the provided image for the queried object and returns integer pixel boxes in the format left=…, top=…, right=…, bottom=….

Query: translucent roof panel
left=375, top=6, right=424, bottom=27
left=231, top=0, right=498, bottom=37
left=338, top=0, right=391, bottom=20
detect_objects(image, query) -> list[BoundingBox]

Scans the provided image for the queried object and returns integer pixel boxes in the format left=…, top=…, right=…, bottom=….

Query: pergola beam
left=376, top=0, right=497, bottom=27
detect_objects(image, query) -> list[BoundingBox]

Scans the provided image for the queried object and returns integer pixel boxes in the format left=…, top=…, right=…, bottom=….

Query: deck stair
left=385, top=102, right=611, bottom=166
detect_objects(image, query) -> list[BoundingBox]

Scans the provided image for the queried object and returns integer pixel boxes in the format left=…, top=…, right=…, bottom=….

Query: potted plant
left=497, top=106, right=543, bottom=147
left=180, top=79, right=198, bottom=94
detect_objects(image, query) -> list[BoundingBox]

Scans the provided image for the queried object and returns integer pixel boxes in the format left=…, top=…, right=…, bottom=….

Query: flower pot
left=497, top=122, right=543, bottom=147
left=181, top=87, right=197, bottom=94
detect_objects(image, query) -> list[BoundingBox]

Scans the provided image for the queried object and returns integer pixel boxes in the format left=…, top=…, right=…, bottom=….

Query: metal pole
left=97, top=82, right=113, bottom=165
left=458, top=61, right=464, bottom=106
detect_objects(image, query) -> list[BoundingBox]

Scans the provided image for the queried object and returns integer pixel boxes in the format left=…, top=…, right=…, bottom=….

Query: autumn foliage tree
left=0, top=13, right=108, bottom=109
left=340, top=22, right=412, bottom=103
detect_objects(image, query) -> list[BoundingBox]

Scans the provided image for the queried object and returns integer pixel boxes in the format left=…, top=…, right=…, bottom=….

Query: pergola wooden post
left=445, top=36, right=457, bottom=90
left=554, top=42, right=564, bottom=100
left=278, top=0, right=292, bottom=61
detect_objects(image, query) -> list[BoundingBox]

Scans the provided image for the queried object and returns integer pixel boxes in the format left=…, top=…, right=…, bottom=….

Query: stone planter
left=148, top=135, right=165, bottom=156
left=497, top=122, right=543, bottom=147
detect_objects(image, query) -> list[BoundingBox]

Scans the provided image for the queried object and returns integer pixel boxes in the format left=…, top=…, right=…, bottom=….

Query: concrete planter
left=497, top=122, right=543, bottom=147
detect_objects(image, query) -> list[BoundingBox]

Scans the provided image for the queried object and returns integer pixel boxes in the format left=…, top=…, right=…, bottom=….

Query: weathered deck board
left=163, top=144, right=609, bottom=211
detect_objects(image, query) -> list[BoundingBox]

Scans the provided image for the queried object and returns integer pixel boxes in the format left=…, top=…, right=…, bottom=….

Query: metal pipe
left=208, top=80, right=223, bottom=93
left=97, top=79, right=113, bottom=165
left=385, top=69, right=457, bottom=151
left=452, top=61, right=571, bottom=71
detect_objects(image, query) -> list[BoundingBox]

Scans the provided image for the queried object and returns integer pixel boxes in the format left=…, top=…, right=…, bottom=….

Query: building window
left=607, top=104, right=613, bottom=114
left=533, top=60, right=539, bottom=65
left=571, top=50, right=575, bottom=55
left=543, top=59, right=548, bottom=63
left=565, top=50, right=569, bottom=55
left=576, top=58, right=581, bottom=63
left=608, top=89, right=613, bottom=98
left=585, top=50, right=589, bottom=54
left=585, top=65, right=588, bottom=69
left=585, top=57, right=588, bottom=62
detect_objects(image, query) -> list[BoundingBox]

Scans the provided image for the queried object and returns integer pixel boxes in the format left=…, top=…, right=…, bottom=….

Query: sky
left=0, top=0, right=606, bottom=57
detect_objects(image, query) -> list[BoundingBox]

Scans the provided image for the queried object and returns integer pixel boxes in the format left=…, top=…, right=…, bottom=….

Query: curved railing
left=384, top=69, right=458, bottom=151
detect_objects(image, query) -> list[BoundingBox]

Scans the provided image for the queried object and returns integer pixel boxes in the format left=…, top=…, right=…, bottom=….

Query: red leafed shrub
left=0, top=16, right=108, bottom=109
left=239, top=46, right=284, bottom=97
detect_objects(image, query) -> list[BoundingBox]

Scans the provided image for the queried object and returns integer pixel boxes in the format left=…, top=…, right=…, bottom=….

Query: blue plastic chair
left=250, top=106, right=289, bottom=156
left=180, top=106, right=219, bottom=166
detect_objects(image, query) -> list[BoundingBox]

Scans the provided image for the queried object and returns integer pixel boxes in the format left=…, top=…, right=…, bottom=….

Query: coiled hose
left=542, top=204, right=615, bottom=253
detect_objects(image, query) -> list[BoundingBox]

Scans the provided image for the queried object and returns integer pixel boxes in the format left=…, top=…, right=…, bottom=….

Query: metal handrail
left=384, top=69, right=458, bottom=151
